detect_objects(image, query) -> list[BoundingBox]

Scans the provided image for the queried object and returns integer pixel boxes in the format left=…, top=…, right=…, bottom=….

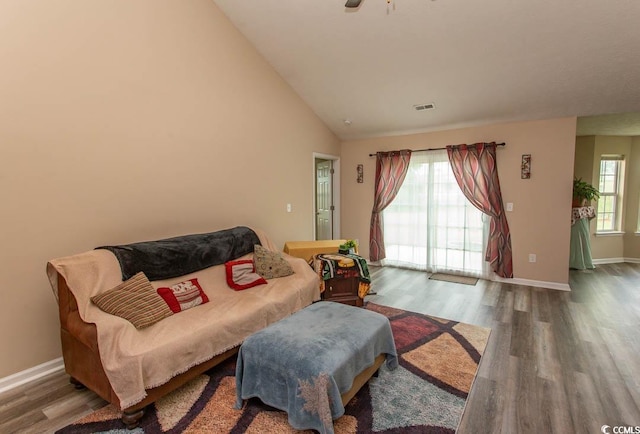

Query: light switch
left=286, top=203, right=292, bottom=213
left=506, top=202, right=514, bottom=212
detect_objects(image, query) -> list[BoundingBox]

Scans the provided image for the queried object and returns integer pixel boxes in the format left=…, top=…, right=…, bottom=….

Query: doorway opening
left=313, top=153, right=340, bottom=240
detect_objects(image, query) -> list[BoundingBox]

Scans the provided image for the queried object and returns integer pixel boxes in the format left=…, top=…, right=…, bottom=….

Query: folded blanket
left=97, top=226, right=260, bottom=281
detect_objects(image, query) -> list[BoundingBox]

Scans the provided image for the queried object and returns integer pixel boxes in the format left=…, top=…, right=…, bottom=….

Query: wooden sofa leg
left=69, top=377, right=86, bottom=390
left=122, top=408, right=145, bottom=430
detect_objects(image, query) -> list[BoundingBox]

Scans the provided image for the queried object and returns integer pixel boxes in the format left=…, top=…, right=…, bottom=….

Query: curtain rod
left=368, top=142, right=506, bottom=157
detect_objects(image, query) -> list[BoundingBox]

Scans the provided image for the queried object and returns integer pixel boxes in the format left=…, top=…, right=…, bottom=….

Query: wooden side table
left=283, top=240, right=352, bottom=262
left=321, top=276, right=363, bottom=307
left=314, top=253, right=370, bottom=307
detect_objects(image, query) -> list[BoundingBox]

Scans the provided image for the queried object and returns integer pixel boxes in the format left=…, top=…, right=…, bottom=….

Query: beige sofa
left=47, top=227, right=320, bottom=428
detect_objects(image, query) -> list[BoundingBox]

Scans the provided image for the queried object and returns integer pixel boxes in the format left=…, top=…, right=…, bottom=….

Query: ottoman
left=234, top=301, right=398, bottom=434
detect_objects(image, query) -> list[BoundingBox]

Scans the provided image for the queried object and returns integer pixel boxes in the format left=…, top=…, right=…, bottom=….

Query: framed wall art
left=521, top=154, right=531, bottom=179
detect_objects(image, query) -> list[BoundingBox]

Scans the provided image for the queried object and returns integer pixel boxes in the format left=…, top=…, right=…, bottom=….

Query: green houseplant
left=572, top=177, right=600, bottom=207
left=339, top=239, right=358, bottom=254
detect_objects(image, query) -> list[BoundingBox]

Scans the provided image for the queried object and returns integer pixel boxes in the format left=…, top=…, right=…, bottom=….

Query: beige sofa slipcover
left=47, top=228, right=320, bottom=428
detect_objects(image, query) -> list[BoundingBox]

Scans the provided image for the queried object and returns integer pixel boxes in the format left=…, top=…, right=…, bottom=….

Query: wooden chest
left=321, top=276, right=363, bottom=307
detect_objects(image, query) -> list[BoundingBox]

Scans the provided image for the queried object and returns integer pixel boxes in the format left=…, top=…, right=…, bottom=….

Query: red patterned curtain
left=446, top=142, right=513, bottom=278
left=370, top=150, right=412, bottom=262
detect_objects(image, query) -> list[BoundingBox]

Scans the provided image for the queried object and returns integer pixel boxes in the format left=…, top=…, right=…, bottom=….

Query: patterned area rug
left=429, top=273, right=479, bottom=286
left=57, top=303, right=490, bottom=433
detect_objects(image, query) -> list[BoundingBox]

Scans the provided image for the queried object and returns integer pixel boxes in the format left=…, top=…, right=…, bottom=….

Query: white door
left=315, top=160, right=333, bottom=240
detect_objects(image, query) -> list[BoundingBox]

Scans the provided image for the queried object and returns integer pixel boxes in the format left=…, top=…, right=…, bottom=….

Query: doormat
left=429, top=273, right=479, bottom=286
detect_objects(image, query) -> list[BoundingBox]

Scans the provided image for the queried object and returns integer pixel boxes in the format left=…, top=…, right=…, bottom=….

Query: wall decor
left=521, top=154, right=531, bottom=179
left=357, top=164, right=363, bottom=183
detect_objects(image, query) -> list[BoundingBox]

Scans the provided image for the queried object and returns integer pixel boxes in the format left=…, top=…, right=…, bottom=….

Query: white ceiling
left=576, top=112, right=640, bottom=136
left=212, top=0, right=640, bottom=140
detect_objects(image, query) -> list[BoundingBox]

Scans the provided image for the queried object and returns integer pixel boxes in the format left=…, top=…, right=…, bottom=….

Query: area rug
left=57, top=303, right=490, bottom=434
left=429, top=273, right=479, bottom=286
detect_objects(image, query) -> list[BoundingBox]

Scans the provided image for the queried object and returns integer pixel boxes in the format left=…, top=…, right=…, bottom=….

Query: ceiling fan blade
left=345, top=0, right=362, bottom=8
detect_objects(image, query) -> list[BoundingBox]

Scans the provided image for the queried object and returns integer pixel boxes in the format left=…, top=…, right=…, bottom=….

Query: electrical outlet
left=506, top=202, right=514, bottom=212
left=529, top=254, right=536, bottom=263
left=286, top=203, right=292, bottom=213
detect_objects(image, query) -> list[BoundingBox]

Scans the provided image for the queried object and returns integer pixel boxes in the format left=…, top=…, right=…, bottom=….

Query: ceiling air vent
left=413, top=103, right=435, bottom=111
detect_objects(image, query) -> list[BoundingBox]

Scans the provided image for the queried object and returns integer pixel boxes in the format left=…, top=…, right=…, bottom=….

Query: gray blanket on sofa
left=97, top=226, right=260, bottom=281
left=235, top=302, right=398, bottom=434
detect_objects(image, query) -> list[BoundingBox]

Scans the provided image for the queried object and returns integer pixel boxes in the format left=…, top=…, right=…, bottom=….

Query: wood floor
left=1, top=263, right=639, bottom=433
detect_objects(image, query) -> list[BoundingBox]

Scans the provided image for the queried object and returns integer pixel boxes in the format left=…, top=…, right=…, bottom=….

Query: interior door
left=315, top=159, right=333, bottom=240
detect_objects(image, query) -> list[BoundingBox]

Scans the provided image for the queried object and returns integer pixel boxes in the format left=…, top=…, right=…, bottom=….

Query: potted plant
left=572, top=177, right=600, bottom=207
left=339, top=239, right=358, bottom=254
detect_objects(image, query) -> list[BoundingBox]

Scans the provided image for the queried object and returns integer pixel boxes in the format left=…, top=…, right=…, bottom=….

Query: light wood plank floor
left=1, top=263, right=639, bottom=433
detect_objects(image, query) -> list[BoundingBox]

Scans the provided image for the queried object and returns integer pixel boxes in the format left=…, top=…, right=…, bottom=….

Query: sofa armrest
left=56, top=273, right=118, bottom=404
left=54, top=270, right=240, bottom=425
left=57, top=273, right=77, bottom=330
left=64, top=310, right=99, bottom=352
left=57, top=274, right=98, bottom=350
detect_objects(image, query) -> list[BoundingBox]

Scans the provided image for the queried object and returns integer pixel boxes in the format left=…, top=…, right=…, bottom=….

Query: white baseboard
left=0, top=357, right=64, bottom=395
left=494, top=258, right=640, bottom=290
left=592, top=257, right=625, bottom=265
left=371, top=263, right=572, bottom=291
left=593, top=257, right=640, bottom=264
left=492, top=276, right=571, bottom=291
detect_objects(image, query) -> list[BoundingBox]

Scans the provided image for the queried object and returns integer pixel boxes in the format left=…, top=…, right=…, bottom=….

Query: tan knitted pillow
left=91, top=272, right=173, bottom=329
left=253, top=244, right=294, bottom=279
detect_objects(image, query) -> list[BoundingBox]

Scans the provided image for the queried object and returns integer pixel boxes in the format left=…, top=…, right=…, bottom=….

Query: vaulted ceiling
left=212, top=0, right=640, bottom=139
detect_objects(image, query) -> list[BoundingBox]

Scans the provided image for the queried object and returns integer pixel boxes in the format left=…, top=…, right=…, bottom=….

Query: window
left=596, top=155, right=624, bottom=232
left=382, top=150, right=489, bottom=277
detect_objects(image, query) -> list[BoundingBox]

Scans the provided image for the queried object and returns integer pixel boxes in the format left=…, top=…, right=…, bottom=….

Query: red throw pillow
left=225, top=260, right=268, bottom=291
left=157, top=278, right=208, bottom=313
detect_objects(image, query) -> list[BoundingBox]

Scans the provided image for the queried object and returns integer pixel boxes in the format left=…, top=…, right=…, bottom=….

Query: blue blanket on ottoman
left=235, top=301, right=398, bottom=434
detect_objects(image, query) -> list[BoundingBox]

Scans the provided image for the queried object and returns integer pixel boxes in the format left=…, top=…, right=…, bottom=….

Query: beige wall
left=574, top=136, right=595, bottom=183
left=624, top=137, right=640, bottom=258
left=0, top=1, right=339, bottom=378
left=584, top=136, right=633, bottom=259
left=341, top=117, right=577, bottom=285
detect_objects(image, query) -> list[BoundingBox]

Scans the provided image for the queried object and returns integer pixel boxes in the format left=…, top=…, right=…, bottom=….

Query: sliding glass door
left=382, top=150, right=489, bottom=278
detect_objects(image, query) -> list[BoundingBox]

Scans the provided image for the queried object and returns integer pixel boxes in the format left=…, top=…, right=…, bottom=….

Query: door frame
left=312, top=152, right=340, bottom=240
